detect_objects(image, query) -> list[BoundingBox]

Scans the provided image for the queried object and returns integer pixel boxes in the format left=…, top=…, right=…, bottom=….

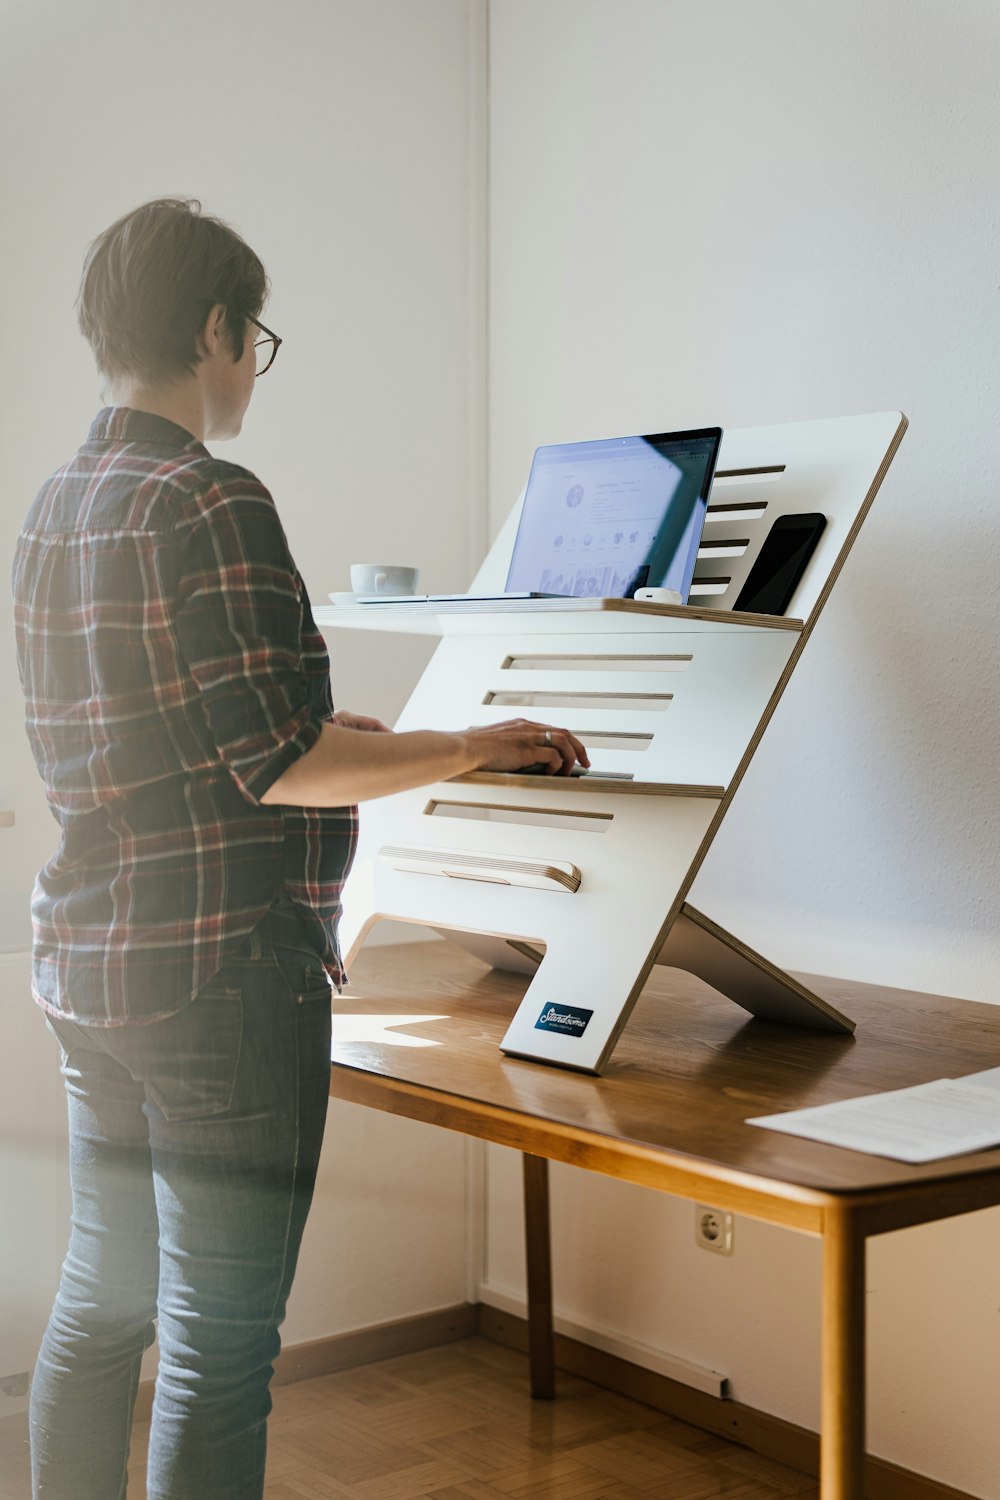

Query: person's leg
left=30, top=1021, right=159, bottom=1500
left=138, top=936, right=332, bottom=1500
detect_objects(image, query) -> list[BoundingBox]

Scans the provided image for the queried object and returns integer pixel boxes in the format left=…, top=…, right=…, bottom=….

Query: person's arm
left=260, top=717, right=588, bottom=808
left=173, top=477, right=588, bottom=809
left=174, top=470, right=333, bottom=805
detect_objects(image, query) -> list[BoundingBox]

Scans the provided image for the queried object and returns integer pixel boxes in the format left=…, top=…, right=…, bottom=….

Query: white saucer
left=328, top=592, right=359, bottom=606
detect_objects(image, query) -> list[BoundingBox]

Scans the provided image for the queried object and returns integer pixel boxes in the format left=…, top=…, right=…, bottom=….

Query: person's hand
left=463, top=718, right=589, bottom=776
left=333, top=709, right=392, bottom=733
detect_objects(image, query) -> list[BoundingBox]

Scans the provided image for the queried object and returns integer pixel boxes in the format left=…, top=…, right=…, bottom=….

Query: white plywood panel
left=343, top=784, right=718, bottom=1073
left=386, top=628, right=795, bottom=788
left=693, top=412, right=906, bottom=620
left=333, top=413, right=905, bottom=1070
left=316, top=601, right=799, bottom=639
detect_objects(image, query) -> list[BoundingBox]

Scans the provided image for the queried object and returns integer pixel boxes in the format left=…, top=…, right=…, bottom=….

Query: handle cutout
left=380, top=845, right=581, bottom=893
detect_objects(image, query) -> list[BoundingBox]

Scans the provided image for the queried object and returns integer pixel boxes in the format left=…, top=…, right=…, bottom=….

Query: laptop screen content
left=504, top=428, right=722, bottom=602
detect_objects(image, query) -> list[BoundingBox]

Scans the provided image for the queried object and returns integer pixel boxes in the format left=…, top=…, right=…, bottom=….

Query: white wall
left=0, top=0, right=485, bottom=1388
left=0, top=956, right=66, bottom=1382
left=484, top=4, right=1000, bottom=1495
left=0, top=0, right=490, bottom=951
left=489, top=0, right=1000, bottom=1002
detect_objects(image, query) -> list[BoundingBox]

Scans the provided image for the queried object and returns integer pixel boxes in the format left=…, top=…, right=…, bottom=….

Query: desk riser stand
left=317, top=411, right=907, bottom=1073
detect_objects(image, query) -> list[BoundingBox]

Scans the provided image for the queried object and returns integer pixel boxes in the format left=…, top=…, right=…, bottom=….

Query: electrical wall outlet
left=695, top=1205, right=735, bottom=1254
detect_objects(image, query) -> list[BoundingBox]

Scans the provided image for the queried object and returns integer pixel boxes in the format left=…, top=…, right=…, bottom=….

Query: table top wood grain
left=331, top=942, right=1000, bottom=1233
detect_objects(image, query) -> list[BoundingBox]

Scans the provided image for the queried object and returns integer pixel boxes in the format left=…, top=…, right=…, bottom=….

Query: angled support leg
left=658, top=904, right=856, bottom=1034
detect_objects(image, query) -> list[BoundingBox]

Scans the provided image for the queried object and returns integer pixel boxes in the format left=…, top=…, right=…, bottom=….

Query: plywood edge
left=453, top=772, right=725, bottom=798
left=314, top=600, right=803, bottom=634
left=599, top=598, right=803, bottom=630
left=657, top=414, right=909, bottom=928
left=798, top=410, right=909, bottom=641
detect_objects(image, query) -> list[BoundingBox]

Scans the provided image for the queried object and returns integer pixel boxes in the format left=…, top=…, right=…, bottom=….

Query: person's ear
left=197, top=302, right=229, bottom=360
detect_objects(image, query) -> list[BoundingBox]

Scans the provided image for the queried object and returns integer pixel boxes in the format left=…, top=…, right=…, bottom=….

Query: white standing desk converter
left=315, top=411, right=908, bottom=1074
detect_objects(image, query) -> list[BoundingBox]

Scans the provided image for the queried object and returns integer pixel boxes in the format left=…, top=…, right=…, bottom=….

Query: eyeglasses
left=248, top=315, right=282, bottom=377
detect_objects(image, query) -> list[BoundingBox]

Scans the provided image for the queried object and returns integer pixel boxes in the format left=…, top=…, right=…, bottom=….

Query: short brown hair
left=77, top=198, right=269, bottom=385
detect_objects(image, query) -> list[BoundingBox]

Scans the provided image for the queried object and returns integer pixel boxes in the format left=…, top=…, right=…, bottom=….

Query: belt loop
left=249, top=924, right=264, bottom=961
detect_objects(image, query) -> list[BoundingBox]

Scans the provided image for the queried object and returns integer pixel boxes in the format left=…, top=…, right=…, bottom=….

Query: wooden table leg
left=522, top=1152, right=555, bottom=1399
left=821, top=1204, right=866, bottom=1499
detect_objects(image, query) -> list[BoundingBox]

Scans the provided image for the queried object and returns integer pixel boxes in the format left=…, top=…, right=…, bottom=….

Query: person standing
left=13, top=197, right=586, bottom=1500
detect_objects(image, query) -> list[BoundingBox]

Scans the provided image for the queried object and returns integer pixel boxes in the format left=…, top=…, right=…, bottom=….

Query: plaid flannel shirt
left=13, top=407, right=358, bottom=1024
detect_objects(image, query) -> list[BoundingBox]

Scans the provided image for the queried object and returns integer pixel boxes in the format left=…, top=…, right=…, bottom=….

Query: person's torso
left=13, top=408, right=357, bottom=1024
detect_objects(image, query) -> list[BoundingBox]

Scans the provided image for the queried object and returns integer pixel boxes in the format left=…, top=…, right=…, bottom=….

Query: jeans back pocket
left=138, top=992, right=244, bottom=1123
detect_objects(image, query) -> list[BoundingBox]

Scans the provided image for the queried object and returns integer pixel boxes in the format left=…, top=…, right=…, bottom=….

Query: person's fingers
left=524, top=726, right=587, bottom=774
left=550, top=732, right=577, bottom=774
left=563, top=728, right=589, bottom=767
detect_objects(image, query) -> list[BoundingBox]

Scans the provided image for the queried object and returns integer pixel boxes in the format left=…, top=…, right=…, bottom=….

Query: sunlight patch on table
left=331, top=1013, right=448, bottom=1048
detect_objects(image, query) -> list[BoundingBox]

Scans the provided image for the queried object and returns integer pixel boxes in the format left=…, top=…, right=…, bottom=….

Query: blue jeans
left=29, top=923, right=333, bottom=1500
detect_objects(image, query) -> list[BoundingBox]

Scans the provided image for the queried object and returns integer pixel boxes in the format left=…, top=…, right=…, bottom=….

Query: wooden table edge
left=329, top=1062, right=1000, bottom=1240
left=329, top=1062, right=835, bottom=1232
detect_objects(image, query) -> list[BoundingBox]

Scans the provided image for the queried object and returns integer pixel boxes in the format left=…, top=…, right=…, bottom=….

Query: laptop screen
left=504, top=427, right=722, bottom=601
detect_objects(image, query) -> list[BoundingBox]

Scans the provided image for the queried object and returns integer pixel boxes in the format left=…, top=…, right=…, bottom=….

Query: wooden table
left=329, top=943, right=1000, bottom=1500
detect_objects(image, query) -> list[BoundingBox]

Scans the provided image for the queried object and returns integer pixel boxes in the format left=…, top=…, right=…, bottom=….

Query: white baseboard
left=479, top=1285, right=727, bottom=1398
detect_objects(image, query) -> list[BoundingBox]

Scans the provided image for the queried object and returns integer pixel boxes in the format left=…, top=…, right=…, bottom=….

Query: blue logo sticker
left=534, top=1003, right=593, bottom=1037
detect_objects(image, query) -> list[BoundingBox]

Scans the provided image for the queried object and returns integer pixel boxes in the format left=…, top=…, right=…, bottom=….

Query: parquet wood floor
left=0, top=1337, right=817, bottom=1500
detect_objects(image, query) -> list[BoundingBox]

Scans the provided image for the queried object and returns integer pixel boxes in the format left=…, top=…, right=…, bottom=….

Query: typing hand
left=464, top=718, right=589, bottom=776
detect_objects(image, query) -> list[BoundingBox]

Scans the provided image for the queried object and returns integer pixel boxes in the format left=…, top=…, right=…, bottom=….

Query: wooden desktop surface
left=332, top=942, right=1000, bottom=1231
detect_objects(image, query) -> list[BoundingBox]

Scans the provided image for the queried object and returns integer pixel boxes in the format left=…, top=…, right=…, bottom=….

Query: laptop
left=356, top=426, right=722, bottom=605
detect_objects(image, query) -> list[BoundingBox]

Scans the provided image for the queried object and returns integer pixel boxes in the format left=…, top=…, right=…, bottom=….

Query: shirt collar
left=87, top=407, right=209, bottom=455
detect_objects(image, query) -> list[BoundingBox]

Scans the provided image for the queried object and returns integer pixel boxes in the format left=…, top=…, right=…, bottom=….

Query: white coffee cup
left=349, top=563, right=420, bottom=596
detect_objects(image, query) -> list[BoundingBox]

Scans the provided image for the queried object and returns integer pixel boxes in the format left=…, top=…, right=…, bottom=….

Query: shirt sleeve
left=174, top=466, right=324, bottom=805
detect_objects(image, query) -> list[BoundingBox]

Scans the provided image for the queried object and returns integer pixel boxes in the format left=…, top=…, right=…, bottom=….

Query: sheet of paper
left=748, top=1078, right=1000, bottom=1163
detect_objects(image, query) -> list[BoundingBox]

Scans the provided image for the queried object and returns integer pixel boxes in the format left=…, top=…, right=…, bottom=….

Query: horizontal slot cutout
left=484, top=690, right=672, bottom=712
left=707, top=507, right=773, bottom=525
left=573, top=731, right=652, bottom=752
left=696, top=539, right=749, bottom=560
left=707, top=499, right=773, bottom=513
left=689, top=580, right=731, bottom=596
left=424, top=799, right=612, bottom=834
left=501, top=653, right=692, bottom=673
left=713, top=466, right=785, bottom=484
